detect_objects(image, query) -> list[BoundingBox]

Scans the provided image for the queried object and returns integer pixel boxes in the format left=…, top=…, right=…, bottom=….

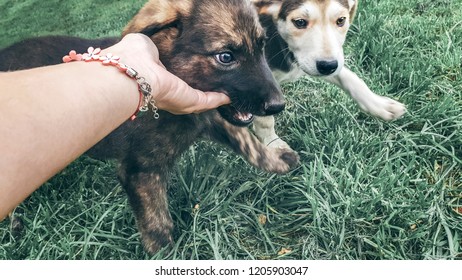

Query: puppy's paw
left=138, top=216, right=174, bottom=255
left=267, top=137, right=292, bottom=150
left=265, top=147, right=300, bottom=174
left=367, top=96, right=406, bottom=121
left=8, top=211, right=24, bottom=238
left=278, top=148, right=300, bottom=170
left=267, top=139, right=299, bottom=171
left=141, top=229, right=173, bottom=255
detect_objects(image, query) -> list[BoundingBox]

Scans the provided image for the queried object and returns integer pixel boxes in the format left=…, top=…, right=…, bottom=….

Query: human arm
left=0, top=34, right=230, bottom=220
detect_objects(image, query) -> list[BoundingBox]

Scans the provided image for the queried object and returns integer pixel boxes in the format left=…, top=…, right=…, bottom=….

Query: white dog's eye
left=336, top=17, right=347, bottom=27
left=292, top=18, right=308, bottom=29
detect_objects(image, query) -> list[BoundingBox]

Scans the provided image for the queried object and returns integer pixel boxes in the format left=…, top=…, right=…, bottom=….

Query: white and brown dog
left=252, top=0, right=406, bottom=148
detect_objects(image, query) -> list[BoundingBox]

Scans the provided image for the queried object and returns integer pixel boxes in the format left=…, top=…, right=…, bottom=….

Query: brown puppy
left=0, top=0, right=299, bottom=254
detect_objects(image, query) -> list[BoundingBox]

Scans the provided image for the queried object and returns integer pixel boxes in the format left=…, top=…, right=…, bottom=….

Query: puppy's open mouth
left=217, top=105, right=254, bottom=127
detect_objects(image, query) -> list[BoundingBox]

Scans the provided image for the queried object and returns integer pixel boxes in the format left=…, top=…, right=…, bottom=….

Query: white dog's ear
left=251, top=0, right=282, bottom=16
left=348, top=0, right=358, bottom=23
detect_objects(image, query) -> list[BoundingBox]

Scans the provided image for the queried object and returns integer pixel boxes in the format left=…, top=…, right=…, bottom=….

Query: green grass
left=1, top=0, right=461, bottom=260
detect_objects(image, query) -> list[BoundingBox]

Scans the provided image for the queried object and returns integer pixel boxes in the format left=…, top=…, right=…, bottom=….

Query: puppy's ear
left=348, top=0, right=358, bottom=23
left=251, top=0, right=282, bottom=16
left=122, top=0, right=192, bottom=36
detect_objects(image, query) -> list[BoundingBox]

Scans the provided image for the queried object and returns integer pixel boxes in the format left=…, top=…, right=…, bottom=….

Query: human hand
left=102, top=33, right=231, bottom=114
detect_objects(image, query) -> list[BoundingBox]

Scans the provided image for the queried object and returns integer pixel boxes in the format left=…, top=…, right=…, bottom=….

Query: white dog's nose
left=316, top=60, right=338, bottom=75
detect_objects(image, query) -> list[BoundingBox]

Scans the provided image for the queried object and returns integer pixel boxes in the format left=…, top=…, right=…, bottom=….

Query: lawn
left=0, top=0, right=461, bottom=260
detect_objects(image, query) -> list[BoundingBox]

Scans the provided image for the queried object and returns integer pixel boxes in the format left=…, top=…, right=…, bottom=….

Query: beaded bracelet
left=63, top=47, right=159, bottom=121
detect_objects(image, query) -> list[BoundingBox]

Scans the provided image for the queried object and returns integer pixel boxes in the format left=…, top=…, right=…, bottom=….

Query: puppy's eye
left=215, top=52, right=235, bottom=65
left=292, top=18, right=308, bottom=29
left=336, top=17, right=347, bottom=27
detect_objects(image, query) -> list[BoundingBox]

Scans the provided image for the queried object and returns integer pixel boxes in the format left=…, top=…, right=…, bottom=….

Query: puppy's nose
left=316, top=60, right=338, bottom=75
left=264, top=101, right=285, bottom=115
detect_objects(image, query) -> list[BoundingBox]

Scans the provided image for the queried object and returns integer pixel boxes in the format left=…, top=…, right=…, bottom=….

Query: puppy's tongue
left=235, top=111, right=253, bottom=122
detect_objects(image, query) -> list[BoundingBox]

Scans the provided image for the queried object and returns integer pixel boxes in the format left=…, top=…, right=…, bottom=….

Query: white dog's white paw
left=363, top=96, right=406, bottom=121
left=266, top=137, right=292, bottom=150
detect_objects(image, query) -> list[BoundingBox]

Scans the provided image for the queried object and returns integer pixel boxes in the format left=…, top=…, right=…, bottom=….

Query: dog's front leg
left=253, top=115, right=292, bottom=149
left=322, top=67, right=406, bottom=121
left=209, top=115, right=299, bottom=174
left=118, top=164, right=173, bottom=254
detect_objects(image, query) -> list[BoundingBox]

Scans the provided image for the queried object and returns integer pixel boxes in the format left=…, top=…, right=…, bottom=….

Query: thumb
left=171, top=90, right=231, bottom=114
left=196, top=91, right=231, bottom=113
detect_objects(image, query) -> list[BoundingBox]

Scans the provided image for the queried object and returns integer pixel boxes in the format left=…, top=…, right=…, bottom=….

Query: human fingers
left=152, top=70, right=230, bottom=114
left=193, top=91, right=231, bottom=113
left=168, top=90, right=231, bottom=114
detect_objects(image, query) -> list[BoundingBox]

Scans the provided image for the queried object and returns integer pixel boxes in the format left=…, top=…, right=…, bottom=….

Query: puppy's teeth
left=236, top=112, right=252, bottom=121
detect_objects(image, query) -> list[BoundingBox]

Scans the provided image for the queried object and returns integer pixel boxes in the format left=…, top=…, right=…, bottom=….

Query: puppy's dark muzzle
left=256, top=57, right=285, bottom=116
left=263, top=101, right=285, bottom=115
